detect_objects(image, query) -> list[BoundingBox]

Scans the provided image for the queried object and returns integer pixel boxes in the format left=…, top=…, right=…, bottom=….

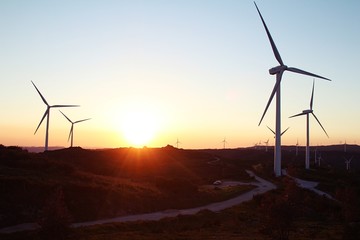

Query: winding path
left=0, top=170, right=276, bottom=234
left=282, top=169, right=336, bottom=200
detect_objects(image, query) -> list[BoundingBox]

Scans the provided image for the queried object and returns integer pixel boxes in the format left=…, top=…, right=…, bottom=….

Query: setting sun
left=120, top=108, right=159, bottom=147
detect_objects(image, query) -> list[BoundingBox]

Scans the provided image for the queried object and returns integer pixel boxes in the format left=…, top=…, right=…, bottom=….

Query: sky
left=0, top=0, right=359, bottom=149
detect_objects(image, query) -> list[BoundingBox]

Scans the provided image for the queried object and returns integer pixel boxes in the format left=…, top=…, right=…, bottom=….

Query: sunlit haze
left=1, top=1, right=359, bottom=149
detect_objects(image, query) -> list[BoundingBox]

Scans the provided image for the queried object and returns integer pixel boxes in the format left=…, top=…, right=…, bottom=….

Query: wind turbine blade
left=74, top=118, right=91, bottom=124
left=34, top=109, right=48, bottom=134
left=258, top=78, right=281, bottom=126
left=287, top=67, right=331, bottom=81
left=310, top=80, right=315, bottom=110
left=281, top=127, right=290, bottom=136
left=311, top=112, right=329, bottom=138
left=51, top=105, right=80, bottom=108
left=289, top=112, right=307, bottom=118
left=68, top=125, right=73, bottom=142
left=267, top=126, right=275, bottom=135
left=31, top=81, right=49, bottom=106
left=254, top=2, right=283, bottom=66
left=59, top=110, right=73, bottom=123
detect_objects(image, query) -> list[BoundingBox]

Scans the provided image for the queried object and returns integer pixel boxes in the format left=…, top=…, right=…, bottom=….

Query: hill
left=1, top=144, right=360, bottom=240
left=0, top=145, right=252, bottom=228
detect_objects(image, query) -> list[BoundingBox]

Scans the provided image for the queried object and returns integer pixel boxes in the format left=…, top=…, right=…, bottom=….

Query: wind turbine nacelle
left=269, top=65, right=287, bottom=75
left=302, top=110, right=312, bottom=114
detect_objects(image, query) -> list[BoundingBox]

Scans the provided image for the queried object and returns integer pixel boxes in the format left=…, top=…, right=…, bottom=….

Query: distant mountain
left=22, top=146, right=65, bottom=153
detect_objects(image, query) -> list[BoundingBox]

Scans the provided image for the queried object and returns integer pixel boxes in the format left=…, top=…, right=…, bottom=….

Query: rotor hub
left=302, top=110, right=313, bottom=114
left=269, top=65, right=287, bottom=75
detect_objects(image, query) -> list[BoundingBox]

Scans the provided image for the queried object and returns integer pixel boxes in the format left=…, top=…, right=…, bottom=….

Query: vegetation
left=0, top=145, right=253, bottom=228
left=1, top=144, right=360, bottom=239
left=1, top=178, right=354, bottom=240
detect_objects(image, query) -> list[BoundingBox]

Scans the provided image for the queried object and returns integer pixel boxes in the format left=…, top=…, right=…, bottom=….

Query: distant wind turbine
left=222, top=137, right=228, bottom=149
left=267, top=126, right=290, bottom=138
left=344, top=156, right=353, bottom=171
left=254, top=2, right=331, bottom=176
left=264, top=139, right=269, bottom=152
left=59, top=111, right=91, bottom=148
left=267, top=126, right=289, bottom=157
left=296, top=139, right=299, bottom=156
left=175, top=138, right=181, bottom=148
left=317, top=153, right=322, bottom=167
left=32, top=81, right=79, bottom=151
left=289, top=80, right=329, bottom=169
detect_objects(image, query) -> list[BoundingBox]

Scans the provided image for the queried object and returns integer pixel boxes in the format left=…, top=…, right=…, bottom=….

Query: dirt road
left=0, top=170, right=276, bottom=234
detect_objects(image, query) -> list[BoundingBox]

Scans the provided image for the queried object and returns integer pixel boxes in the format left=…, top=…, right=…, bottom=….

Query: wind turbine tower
left=254, top=2, right=331, bottom=176
left=31, top=81, right=79, bottom=151
left=60, top=111, right=91, bottom=148
left=289, top=81, right=329, bottom=169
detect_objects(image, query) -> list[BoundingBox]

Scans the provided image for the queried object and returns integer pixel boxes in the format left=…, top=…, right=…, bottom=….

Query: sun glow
left=120, top=107, right=160, bottom=147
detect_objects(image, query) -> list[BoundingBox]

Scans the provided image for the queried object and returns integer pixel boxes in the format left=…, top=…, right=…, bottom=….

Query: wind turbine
left=267, top=126, right=289, bottom=158
left=175, top=138, right=181, bottom=148
left=267, top=126, right=290, bottom=138
left=32, top=81, right=79, bottom=151
left=264, top=139, right=269, bottom=152
left=289, top=81, right=329, bottom=169
left=344, top=156, right=353, bottom=171
left=317, top=152, right=322, bottom=167
left=296, top=139, right=299, bottom=156
left=59, top=111, right=91, bottom=148
left=254, top=2, right=331, bottom=176
left=222, top=137, right=228, bottom=149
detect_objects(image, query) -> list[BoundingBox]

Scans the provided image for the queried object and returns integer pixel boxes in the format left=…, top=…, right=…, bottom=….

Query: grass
left=0, top=146, right=256, bottom=227
left=1, top=145, right=359, bottom=239
left=1, top=194, right=347, bottom=240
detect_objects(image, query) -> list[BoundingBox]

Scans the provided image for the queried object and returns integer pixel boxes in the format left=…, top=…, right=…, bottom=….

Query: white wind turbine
left=264, top=139, right=269, bottom=152
left=344, top=156, right=353, bottom=171
left=295, top=139, right=300, bottom=156
left=32, top=81, right=79, bottom=151
left=222, top=137, right=228, bottom=149
left=175, top=138, right=181, bottom=148
left=254, top=2, right=331, bottom=176
left=289, top=81, right=329, bottom=169
left=317, top=152, right=322, bottom=167
left=267, top=126, right=290, bottom=139
left=267, top=126, right=289, bottom=157
left=59, top=111, right=91, bottom=148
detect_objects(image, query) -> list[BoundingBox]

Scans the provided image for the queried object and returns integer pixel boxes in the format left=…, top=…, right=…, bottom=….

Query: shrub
left=155, top=177, right=198, bottom=195
left=37, top=187, right=72, bottom=239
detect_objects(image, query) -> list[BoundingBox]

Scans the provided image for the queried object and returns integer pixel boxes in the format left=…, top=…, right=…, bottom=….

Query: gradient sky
left=1, top=0, right=359, bottom=149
